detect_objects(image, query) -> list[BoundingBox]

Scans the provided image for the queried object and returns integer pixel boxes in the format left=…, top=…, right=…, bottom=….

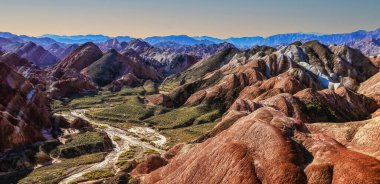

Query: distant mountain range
left=42, top=34, right=134, bottom=44
left=1, top=28, right=380, bottom=55
left=41, top=28, right=380, bottom=47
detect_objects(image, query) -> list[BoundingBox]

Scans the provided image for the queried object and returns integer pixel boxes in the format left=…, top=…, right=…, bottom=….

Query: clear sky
left=0, top=0, right=379, bottom=38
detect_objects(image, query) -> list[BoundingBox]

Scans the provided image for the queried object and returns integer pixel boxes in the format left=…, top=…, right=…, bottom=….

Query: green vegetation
left=105, top=122, right=135, bottom=131
left=194, top=109, right=220, bottom=124
left=92, top=124, right=108, bottom=129
left=118, top=86, right=145, bottom=96
left=52, top=131, right=111, bottom=158
left=116, top=160, right=131, bottom=167
left=19, top=153, right=107, bottom=184
left=301, top=99, right=342, bottom=122
left=51, top=83, right=220, bottom=148
left=68, top=97, right=104, bottom=109
left=146, top=105, right=219, bottom=129
left=128, top=176, right=139, bottom=184
left=119, top=149, right=136, bottom=160
left=116, top=160, right=138, bottom=171
left=162, top=122, right=217, bottom=146
left=56, top=132, right=105, bottom=150
left=82, top=169, right=114, bottom=180
left=35, top=151, right=52, bottom=163
left=143, top=80, right=157, bottom=94
left=116, top=146, right=138, bottom=167
left=112, top=136, right=122, bottom=143
left=86, top=96, right=167, bottom=123
left=143, top=149, right=160, bottom=155
left=85, top=51, right=121, bottom=86
left=52, top=85, right=160, bottom=113
left=52, top=93, right=109, bottom=113
left=52, top=100, right=69, bottom=113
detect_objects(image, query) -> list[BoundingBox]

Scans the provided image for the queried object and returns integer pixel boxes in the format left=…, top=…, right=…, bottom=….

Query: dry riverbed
left=59, top=109, right=166, bottom=184
left=19, top=109, right=166, bottom=184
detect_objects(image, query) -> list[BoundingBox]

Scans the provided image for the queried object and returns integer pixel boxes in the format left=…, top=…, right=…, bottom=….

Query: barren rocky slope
left=133, top=41, right=380, bottom=183
left=1, top=38, right=380, bottom=183
left=0, top=62, right=53, bottom=152
left=137, top=108, right=380, bottom=184
left=11, top=42, right=58, bottom=67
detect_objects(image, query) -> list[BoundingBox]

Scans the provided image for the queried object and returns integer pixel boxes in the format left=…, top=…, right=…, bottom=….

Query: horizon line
left=1, top=27, right=379, bottom=40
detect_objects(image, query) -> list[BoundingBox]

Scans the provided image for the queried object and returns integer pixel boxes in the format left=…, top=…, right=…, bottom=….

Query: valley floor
left=18, top=86, right=219, bottom=183
left=58, top=110, right=165, bottom=184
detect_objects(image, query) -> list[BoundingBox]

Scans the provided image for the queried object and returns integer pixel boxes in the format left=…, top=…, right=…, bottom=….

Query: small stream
left=58, top=109, right=165, bottom=184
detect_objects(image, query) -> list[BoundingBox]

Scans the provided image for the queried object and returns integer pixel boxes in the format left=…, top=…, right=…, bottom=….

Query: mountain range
left=1, top=29, right=380, bottom=183
left=1, top=28, right=380, bottom=55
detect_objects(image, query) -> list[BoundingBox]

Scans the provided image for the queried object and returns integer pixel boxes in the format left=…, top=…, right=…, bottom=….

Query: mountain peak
left=105, top=38, right=119, bottom=45
left=77, top=42, right=101, bottom=51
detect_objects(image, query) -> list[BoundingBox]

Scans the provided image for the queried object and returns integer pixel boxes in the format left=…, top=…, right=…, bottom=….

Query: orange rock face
left=138, top=108, right=380, bottom=184
left=358, top=71, right=380, bottom=106
left=299, top=133, right=380, bottom=184
left=131, top=154, right=168, bottom=176
left=307, top=117, right=380, bottom=161
left=146, top=94, right=174, bottom=108
left=138, top=108, right=306, bottom=183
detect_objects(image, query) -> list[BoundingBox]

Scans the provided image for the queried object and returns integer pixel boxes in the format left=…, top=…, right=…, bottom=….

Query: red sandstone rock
left=162, top=144, right=185, bottom=160
left=298, top=133, right=380, bottom=184
left=131, top=154, right=168, bottom=176
left=307, top=117, right=380, bottom=160
left=358, top=71, right=380, bottom=106
left=138, top=108, right=308, bottom=184
left=184, top=60, right=265, bottom=109
left=0, top=53, right=48, bottom=85
left=48, top=77, right=97, bottom=99
left=53, top=42, right=103, bottom=75
left=295, top=87, right=377, bottom=122
left=138, top=107, right=380, bottom=184
left=108, top=73, right=142, bottom=92
left=146, top=94, right=174, bottom=108
left=0, top=63, right=52, bottom=152
left=195, top=110, right=249, bottom=142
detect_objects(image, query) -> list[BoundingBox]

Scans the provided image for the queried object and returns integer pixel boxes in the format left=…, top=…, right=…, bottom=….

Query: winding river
left=58, top=109, right=166, bottom=184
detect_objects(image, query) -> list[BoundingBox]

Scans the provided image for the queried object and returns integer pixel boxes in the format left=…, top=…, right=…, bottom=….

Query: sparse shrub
left=82, top=169, right=114, bottom=180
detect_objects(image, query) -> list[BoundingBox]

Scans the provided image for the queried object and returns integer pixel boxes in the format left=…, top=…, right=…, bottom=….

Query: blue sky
left=0, top=0, right=379, bottom=38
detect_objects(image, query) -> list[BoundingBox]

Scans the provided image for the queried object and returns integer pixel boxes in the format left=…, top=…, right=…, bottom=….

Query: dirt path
left=59, top=109, right=165, bottom=184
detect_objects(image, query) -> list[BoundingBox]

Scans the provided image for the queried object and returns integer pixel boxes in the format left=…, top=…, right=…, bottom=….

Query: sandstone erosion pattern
left=0, top=63, right=53, bottom=152
left=134, top=41, right=380, bottom=183
left=0, top=34, right=380, bottom=184
left=48, top=42, right=102, bottom=98
left=136, top=108, right=380, bottom=184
